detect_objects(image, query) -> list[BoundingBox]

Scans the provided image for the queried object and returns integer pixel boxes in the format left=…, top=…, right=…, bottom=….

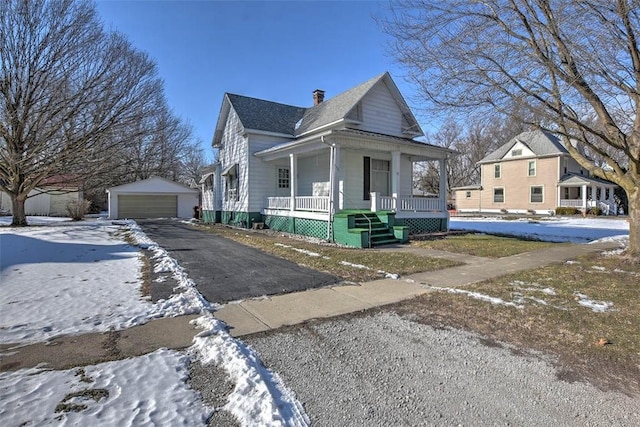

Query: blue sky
left=96, top=1, right=419, bottom=156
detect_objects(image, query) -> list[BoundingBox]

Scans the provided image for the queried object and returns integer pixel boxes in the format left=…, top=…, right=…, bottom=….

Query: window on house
left=466, top=191, right=471, bottom=199
left=530, top=186, right=543, bottom=203
left=511, top=148, right=522, bottom=156
left=563, top=158, right=568, bottom=174
left=528, top=160, right=536, bottom=176
left=364, top=157, right=390, bottom=200
left=277, top=168, right=290, bottom=189
left=222, top=164, right=239, bottom=202
left=493, top=187, right=505, bottom=203
left=494, top=164, right=501, bottom=178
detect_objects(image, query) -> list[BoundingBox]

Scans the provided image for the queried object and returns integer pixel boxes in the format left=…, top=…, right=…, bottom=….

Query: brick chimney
left=313, top=89, right=325, bottom=106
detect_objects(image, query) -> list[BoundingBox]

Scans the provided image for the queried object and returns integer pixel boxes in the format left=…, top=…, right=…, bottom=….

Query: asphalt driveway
left=136, top=219, right=337, bottom=304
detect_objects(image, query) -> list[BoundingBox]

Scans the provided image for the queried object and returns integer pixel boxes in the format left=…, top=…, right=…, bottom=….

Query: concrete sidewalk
left=0, top=241, right=618, bottom=371
left=215, top=241, right=619, bottom=336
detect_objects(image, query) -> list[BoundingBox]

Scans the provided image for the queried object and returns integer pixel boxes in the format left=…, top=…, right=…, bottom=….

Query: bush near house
left=588, top=207, right=602, bottom=216
left=555, top=207, right=580, bottom=215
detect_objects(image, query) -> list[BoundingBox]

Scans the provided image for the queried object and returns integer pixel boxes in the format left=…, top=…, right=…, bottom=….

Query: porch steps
left=354, top=213, right=399, bottom=247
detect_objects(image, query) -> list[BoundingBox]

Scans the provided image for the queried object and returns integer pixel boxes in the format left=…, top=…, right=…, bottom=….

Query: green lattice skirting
left=264, top=215, right=329, bottom=239
left=396, top=217, right=448, bottom=234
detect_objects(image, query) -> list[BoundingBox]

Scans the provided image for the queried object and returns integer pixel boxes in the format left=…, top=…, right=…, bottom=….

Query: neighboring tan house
left=0, top=175, right=82, bottom=216
left=453, top=130, right=618, bottom=215
left=201, top=72, right=455, bottom=247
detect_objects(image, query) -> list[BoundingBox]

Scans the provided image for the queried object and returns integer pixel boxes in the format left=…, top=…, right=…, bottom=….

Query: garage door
left=118, top=195, right=177, bottom=219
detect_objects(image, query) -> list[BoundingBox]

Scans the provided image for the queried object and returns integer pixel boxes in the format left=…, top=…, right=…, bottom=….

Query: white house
left=202, top=72, right=454, bottom=247
left=107, top=176, right=199, bottom=219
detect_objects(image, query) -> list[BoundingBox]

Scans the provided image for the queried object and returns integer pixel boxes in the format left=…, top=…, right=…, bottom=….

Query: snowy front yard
left=0, top=217, right=308, bottom=426
left=0, top=215, right=630, bottom=426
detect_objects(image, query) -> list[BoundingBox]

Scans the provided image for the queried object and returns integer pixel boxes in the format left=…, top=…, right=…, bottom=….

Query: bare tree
left=0, top=0, right=163, bottom=225
left=382, top=0, right=640, bottom=257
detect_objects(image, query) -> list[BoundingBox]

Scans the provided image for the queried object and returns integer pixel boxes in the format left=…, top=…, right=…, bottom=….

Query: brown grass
left=411, top=233, right=560, bottom=258
left=392, top=252, right=640, bottom=394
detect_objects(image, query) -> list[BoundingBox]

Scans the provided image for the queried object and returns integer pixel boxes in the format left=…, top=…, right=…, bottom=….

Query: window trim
left=494, top=163, right=501, bottom=179
left=530, top=185, right=544, bottom=203
left=528, top=160, right=536, bottom=177
left=493, top=187, right=505, bottom=204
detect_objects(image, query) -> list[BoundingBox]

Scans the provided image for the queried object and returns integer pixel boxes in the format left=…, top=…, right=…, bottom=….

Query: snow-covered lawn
left=450, top=216, right=629, bottom=244
left=0, top=217, right=308, bottom=426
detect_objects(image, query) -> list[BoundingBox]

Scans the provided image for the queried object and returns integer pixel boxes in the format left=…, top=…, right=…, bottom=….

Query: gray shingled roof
left=225, top=94, right=306, bottom=135
left=224, top=72, right=390, bottom=137
left=479, top=130, right=567, bottom=164
left=294, top=72, right=387, bottom=135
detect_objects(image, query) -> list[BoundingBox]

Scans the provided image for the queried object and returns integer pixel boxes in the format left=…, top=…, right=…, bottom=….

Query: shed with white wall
left=107, top=177, right=199, bottom=219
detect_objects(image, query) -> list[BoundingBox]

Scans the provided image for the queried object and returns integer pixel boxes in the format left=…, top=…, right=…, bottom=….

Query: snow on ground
left=0, top=218, right=308, bottom=427
left=450, top=216, right=629, bottom=244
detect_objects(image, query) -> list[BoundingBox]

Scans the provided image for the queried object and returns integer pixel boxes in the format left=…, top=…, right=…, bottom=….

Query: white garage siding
left=117, top=195, right=177, bottom=219
left=107, top=177, right=199, bottom=219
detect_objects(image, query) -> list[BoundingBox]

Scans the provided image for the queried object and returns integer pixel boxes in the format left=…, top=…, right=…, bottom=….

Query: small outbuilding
left=107, top=176, right=199, bottom=219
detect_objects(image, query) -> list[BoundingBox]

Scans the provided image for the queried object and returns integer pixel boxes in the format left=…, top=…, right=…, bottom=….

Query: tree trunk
left=11, top=196, right=28, bottom=226
left=627, top=187, right=640, bottom=259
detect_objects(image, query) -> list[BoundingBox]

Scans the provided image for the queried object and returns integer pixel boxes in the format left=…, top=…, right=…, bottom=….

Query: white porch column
left=581, top=184, right=587, bottom=210
left=370, top=192, right=379, bottom=212
left=439, top=158, right=448, bottom=211
left=557, top=185, right=561, bottom=208
left=391, top=151, right=401, bottom=202
left=329, top=145, right=342, bottom=214
left=591, top=185, right=597, bottom=208
left=290, top=153, right=297, bottom=212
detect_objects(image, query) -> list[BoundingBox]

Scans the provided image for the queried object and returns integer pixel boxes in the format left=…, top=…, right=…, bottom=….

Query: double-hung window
left=277, top=168, right=290, bottom=189
left=528, top=160, right=536, bottom=176
left=494, top=164, right=501, bottom=178
left=493, top=187, right=505, bottom=203
left=530, top=186, right=543, bottom=203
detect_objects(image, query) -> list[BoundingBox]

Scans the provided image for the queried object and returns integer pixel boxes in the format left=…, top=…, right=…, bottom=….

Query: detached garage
left=107, top=177, right=199, bottom=219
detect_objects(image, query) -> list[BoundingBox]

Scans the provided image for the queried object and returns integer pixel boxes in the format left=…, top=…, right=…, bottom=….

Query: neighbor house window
left=493, top=187, right=505, bottom=203
left=465, top=191, right=471, bottom=199
left=222, top=163, right=239, bottom=202
left=494, top=164, right=501, bottom=178
left=530, top=186, right=543, bottom=203
left=277, top=168, right=290, bottom=189
left=511, top=148, right=522, bottom=156
left=528, top=160, right=536, bottom=176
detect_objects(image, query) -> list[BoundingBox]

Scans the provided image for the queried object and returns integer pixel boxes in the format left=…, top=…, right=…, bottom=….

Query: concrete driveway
left=136, top=219, right=337, bottom=304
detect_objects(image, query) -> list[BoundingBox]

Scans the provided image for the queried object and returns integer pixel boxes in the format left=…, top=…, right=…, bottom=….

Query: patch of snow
left=339, top=261, right=370, bottom=269
left=574, top=292, right=615, bottom=313
left=0, top=349, right=210, bottom=426
left=591, top=266, right=607, bottom=271
left=450, top=217, right=628, bottom=243
left=274, top=243, right=321, bottom=257
left=566, top=260, right=580, bottom=265
left=377, top=270, right=400, bottom=280
left=425, top=286, right=524, bottom=309
left=191, top=315, right=309, bottom=426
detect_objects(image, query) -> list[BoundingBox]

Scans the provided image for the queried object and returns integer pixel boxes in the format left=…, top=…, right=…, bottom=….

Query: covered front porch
left=557, top=174, right=618, bottom=215
left=256, top=129, right=452, bottom=246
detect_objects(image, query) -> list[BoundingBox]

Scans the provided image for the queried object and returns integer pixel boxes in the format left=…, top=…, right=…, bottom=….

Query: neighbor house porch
left=557, top=174, right=618, bottom=215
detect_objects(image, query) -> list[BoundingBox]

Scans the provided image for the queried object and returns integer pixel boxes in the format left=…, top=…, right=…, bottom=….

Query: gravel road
left=238, top=310, right=639, bottom=426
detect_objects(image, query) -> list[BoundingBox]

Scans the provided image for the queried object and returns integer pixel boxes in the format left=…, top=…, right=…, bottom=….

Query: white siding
left=247, top=134, right=295, bottom=212
left=359, top=81, right=404, bottom=137
left=297, top=153, right=330, bottom=196
left=220, top=108, right=249, bottom=212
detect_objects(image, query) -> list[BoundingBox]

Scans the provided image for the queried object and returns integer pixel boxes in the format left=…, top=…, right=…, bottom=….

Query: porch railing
left=266, top=196, right=329, bottom=212
left=375, top=195, right=443, bottom=212
left=559, top=199, right=585, bottom=208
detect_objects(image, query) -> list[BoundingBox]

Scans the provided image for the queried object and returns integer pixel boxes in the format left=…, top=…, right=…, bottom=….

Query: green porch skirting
left=201, top=210, right=221, bottom=224
left=220, top=211, right=262, bottom=228
left=264, top=215, right=329, bottom=240
left=395, top=217, right=449, bottom=234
